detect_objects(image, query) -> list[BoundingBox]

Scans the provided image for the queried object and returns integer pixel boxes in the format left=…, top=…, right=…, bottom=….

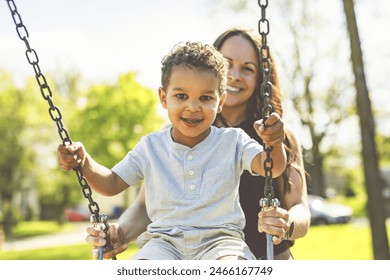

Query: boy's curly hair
left=161, top=42, right=228, bottom=95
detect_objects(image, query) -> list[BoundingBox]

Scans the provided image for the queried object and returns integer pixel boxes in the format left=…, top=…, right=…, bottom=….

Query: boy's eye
left=175, top=93, right=187, bottom=99
left=200, top=96, right=213, bottom=101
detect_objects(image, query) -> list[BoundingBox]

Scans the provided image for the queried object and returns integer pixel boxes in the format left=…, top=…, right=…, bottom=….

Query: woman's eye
left=243, top=67, right=255, bottom=73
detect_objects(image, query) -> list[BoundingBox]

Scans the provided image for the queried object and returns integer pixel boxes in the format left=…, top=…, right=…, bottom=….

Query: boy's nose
left=186, top=100, right=201, bottom=111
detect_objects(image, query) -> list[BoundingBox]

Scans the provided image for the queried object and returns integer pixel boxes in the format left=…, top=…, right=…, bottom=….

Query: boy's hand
left=253, top=112, right=285, bottom=147
left=57, top=142, right=87, bottom=171
left=86, top=224, right=128, bottom=260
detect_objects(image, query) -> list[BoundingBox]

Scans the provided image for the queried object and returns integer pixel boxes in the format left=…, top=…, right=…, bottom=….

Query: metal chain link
left=258, top=0, right=277, bottom=207
left=258, top=0, right=280, bottom=260
left=6, top=0, right=114, bottom=259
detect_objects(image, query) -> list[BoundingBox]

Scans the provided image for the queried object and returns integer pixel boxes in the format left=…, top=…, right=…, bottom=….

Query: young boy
left=58, top=42, right=286, bottom=260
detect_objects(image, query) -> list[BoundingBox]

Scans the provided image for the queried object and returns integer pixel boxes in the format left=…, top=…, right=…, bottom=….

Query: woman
left=85, top=27, right=310, bottom=260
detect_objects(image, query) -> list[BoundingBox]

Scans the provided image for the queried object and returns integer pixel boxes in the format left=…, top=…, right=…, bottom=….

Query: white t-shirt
left=112, top=125, right=263, bottom=237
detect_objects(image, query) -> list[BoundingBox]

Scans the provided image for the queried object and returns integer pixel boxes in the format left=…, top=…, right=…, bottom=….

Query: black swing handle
left=90, top=214, right=116, bottom=260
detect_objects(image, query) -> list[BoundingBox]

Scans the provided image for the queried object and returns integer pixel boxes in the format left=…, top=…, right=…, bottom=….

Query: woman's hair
left=213, top=27, right=306, bottom=194
left=213, top=27, right=283, bottom=120
left=160, top=41, right=229, bottom=96
left=280, top=129, right=307, bottom=194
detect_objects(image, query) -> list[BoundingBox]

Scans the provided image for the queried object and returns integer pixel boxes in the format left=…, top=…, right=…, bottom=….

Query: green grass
left=291, top=223, right=381, bottom=260
left=1, top=221, right=389, bottom=260
left=8, top=221, right=74, bottom=240
left=1, top=243, right=93, bottom=260
left=0, top=243, right=138, bottom=260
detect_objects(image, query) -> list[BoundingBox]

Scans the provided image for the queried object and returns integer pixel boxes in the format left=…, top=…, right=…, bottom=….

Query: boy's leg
left=217, top=256, right=246, bottom=260
left=198, top=230, right=256, bottom=260
left=132, top=232, right=182, bottom=260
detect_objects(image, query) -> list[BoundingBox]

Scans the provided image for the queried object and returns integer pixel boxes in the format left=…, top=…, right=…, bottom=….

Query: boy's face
left=159, top=65, right=225, bottom=148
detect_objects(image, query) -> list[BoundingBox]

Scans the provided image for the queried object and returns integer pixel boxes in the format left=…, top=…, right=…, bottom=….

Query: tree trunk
left=304, top=150, right=326, bottom=197
left=342, top=0, right=390, bottom=259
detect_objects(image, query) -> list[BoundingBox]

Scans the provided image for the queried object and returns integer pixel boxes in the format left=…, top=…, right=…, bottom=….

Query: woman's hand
left=258, top=206, right=293, bottom=245
left=86, top=223, right=128, bottom=259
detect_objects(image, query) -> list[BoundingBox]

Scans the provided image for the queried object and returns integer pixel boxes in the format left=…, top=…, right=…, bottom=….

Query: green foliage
left=0, top=70, right=165, bottom=226
left=377, top=133, right=390, bottom=165
left=30, top=73, right=86, bottom=210
left=0, top=72, right=27, bottom=193
left=72, top=72, right=165, bottom=168
left=0, top=72, right=36, bottom=232
left=336, top=168, right=367, bottom=216
left=0, top=201, right=23, bottom=228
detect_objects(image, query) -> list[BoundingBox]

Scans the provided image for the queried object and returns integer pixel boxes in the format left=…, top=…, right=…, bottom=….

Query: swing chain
left=6, top=0, right=114, bottom=259
left=258, top=0, right=276, bottom=206
left=258, top=0, right=279, bottom=260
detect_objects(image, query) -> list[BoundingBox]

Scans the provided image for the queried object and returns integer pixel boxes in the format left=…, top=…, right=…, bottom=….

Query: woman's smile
left=226, top=85, right=243, bottom=95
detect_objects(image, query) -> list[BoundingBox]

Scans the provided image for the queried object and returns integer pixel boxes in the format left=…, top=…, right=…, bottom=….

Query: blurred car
left=63, top=205, right=90, bottom=222
left=308, top=194, right=353, bottom=225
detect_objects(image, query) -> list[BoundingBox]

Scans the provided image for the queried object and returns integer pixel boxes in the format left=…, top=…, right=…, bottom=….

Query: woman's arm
left=257, top=133, right=311, bottom=244
left=279, top=141, right=311, bottom=241
left=118, top=184, right=151, bottom=244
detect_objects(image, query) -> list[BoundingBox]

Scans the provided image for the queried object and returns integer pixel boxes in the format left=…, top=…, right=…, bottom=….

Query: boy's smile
left=182, top=117, right=202, bottom=127
left=159, top=65, right=225, bottom=148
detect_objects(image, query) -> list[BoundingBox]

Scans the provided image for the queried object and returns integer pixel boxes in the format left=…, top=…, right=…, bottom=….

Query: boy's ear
left=158, top=87, right=168, bottom=109
left=217, top=93, right=226, bottom=113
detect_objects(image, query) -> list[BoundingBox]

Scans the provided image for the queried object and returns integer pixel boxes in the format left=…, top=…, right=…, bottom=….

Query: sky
left=0, top=0, right=389, bottom=155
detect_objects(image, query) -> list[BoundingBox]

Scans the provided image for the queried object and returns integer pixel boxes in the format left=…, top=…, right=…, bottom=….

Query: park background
left=0, top=0, right=390, bottom=260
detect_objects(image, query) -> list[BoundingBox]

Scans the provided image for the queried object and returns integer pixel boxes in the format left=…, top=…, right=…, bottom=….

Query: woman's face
left=219, top=35, right=259, bottom=110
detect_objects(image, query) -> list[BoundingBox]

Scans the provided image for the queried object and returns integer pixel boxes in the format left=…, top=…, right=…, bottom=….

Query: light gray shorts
left=132, top=228, right=256, bottom=260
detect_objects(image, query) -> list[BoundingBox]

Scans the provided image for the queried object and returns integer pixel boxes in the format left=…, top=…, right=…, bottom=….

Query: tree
left=377, top=133, right=390, bottom=166
left=73, top=71, right=164, bottom=167
left=342, top=0, right=389, bottom=259
left=34, top=72, right=86, bottom=221
left=70, top=71, right=165, bottom=208
left=275, top=0, right=355, bottom=197
left=0, top=72, right=34, bottom=235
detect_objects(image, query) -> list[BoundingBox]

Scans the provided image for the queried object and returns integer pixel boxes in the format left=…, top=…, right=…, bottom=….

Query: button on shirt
left=112, top=126, right=263, bottom=236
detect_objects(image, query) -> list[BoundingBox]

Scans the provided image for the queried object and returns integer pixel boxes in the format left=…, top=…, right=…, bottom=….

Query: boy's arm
left=57, top=142, right=128, bottom=196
